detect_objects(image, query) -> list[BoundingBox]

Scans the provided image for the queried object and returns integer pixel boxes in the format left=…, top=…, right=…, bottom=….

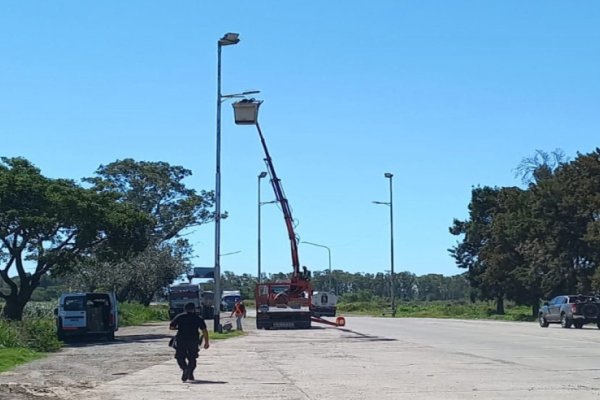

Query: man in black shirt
left=169, top=302, right=210, bottom=382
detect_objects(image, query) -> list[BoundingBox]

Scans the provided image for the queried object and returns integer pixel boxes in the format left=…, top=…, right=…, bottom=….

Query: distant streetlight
left=257, top=173, right=277, bottom=283
left=372, top=172, right=395, bottom=317
left=301, top=241, right=332, bottom=292
left=258, top=171, right=268, bottom=283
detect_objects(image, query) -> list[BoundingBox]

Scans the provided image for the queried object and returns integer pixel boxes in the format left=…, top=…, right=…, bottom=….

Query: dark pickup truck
left=539, top=295, right=600, bottom=329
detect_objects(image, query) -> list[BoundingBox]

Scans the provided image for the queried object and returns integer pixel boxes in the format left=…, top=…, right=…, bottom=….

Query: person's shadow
left=186, top=380, right=227, bottom=385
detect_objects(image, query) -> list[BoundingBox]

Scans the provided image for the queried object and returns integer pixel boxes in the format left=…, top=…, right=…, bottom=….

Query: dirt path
left=0, top=322, right=175, bottom=400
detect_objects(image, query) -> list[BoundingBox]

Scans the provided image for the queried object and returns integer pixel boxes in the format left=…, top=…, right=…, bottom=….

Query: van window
left=64, top=296, right=85, bottom=311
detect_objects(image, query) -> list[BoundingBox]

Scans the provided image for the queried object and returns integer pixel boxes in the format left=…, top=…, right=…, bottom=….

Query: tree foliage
left=451, top=148, right=600, bottom=315
left=0, top=157, right=149, bottom=320
left=68, top=159, right=216, bottom=303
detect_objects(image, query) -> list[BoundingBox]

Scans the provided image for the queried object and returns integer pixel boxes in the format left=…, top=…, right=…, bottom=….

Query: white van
left=54, top=292, right=119, bottom=340
left=312, top=291, right=338, bottom=317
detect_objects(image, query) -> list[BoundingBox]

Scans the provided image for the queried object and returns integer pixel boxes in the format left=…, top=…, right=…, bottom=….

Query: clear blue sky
left=1, top=1, right=598, bottom=278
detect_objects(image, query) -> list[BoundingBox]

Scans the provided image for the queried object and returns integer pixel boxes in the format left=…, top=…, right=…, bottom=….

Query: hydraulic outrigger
left=232, top=99, right=345, bottom=329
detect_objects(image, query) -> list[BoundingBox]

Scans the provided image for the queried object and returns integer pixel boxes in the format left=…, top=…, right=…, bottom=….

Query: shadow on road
left=186, top=380, right=228, bottom=385
left=338, top=327, right=397, bottom=342
left=63, top=333, right=171, bottom=347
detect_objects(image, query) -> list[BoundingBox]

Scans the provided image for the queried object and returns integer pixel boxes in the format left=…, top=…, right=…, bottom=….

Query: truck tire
left=560, top=313, right=572, bottom=329
left=539, top=314, right=549, bottom=328
left=574, top=321, right=584, bottom=329
left=582, top=303, right=599, bottom=318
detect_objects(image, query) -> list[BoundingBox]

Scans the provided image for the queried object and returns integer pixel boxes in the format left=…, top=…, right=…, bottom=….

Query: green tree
left=450, top=186, right=524, bottom=314
left=72, top=159, right=217, bottom=303
left=68, top=241, right=191, bottom=305
left=526, top=149, right=600, bottom=297
left=0, top=157, right=149, bottom=320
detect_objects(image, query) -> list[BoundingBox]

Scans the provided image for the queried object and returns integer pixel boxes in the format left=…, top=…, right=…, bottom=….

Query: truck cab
left=54, top=292, right=118, bottom=341
left=168, top=283, right=201, bottom=320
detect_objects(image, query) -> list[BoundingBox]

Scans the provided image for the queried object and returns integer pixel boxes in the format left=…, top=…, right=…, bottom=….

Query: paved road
left=25, top=317, right=600, bottom=399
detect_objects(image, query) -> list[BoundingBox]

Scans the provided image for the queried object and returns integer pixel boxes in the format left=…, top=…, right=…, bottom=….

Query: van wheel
left=106, top=331, right=115, bottom=341
left=57, top=320, right=65, bottom=341
left=539, top=314, right=549, bottom=328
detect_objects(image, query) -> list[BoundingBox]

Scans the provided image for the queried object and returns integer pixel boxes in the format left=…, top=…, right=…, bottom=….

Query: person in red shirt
left=229, top=299, right=247, bottom=331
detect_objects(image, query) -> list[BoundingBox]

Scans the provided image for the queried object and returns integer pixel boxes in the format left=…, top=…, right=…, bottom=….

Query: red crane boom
left=255, top=122, right=310, bottom=292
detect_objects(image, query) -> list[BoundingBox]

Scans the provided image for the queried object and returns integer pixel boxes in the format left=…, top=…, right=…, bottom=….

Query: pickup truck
left=539, top=294, right=600, bottom=329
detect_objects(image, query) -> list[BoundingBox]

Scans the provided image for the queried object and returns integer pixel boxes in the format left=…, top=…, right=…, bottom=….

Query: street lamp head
left=219, top=32, right=240, bottom=46
left=384, top=172, right=393, bottom=179
left=258, top=171, right=268, bottom=179
left=372, top=201, right=390, bottom=205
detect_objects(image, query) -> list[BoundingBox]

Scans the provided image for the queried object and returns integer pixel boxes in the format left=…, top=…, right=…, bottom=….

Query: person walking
left=229, top=299, right=247, bottom=331
left=169, top=302, right=210, bottom=382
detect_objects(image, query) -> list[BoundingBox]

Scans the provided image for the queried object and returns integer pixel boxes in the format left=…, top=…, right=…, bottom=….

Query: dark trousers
left=175, top=338, right=199, bottom=372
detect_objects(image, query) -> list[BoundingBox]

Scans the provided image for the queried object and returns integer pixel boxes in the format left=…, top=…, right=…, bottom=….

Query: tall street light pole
left=214, top=32, right=240, bottom=332
left=373, top=172, right=395, bottom=317
left=257, top=171, right=268, bottom=283
left=301, top=241, right=332, bottom=292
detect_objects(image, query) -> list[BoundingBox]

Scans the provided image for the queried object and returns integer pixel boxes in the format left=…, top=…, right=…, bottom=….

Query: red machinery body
left=253, top=122, right=313, bottom=329
left=251, top=120, right=344, bottom=329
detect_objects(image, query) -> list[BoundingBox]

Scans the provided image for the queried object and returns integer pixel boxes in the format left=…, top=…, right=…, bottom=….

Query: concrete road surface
left=77, top=317, right=600, bottom=400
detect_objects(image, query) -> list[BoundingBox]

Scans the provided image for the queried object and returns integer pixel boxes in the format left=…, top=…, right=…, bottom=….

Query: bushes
left=19, top=318, right=62, bottom=352
left=0, top=318, right=61, bottom=352
left=0, top=302, right=62, bottom=352
left=0, top=319, right=21, bottom=348
left=338, top=301, right=383, bottom=314
left=118, top=303, right=170, bottom=326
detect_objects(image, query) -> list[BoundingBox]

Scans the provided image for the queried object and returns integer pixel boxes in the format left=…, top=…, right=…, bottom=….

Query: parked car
left=221, top=294, right=241, bottom=312
left=54, top=292, right=118, bottom=340
left=539, top=294, right=600, bottom=329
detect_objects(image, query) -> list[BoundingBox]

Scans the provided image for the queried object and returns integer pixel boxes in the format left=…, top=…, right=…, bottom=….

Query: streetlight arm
left=221, top=90, right=261, bottom=101
left=372, top=201, right=391, bottom=206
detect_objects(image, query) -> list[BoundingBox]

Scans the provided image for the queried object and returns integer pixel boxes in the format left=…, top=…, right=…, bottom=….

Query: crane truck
left=239, top=99, right=343, bottom=329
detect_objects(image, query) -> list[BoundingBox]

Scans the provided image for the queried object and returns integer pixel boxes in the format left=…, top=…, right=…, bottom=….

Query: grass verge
left=211, top=330, right=245, bottom=340
left=338, top=300, right=535, bottom=321
left=0, top=348, right=44, bottom=373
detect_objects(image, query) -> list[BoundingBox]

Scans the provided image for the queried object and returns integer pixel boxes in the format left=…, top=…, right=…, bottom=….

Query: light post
left=373, top=172, right=395, bottom=317
left=257, top=171, right=267, bottom=283
left=213, top=32, right=241, bottom=333
left=301, top=241, right=332, bottom=292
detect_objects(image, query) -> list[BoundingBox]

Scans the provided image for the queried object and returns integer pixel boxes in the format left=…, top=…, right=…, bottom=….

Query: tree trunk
left=531, top=303, right=539, bottom=317
left=2, top=295, right=27, bottom=321
left=141, top=290, right=156, bottom=307
left=496, top=296, right=505, bottom=315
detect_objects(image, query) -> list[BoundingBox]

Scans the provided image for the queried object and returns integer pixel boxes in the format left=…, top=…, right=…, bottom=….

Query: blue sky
left=1, top=1, right=599, bottom=278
